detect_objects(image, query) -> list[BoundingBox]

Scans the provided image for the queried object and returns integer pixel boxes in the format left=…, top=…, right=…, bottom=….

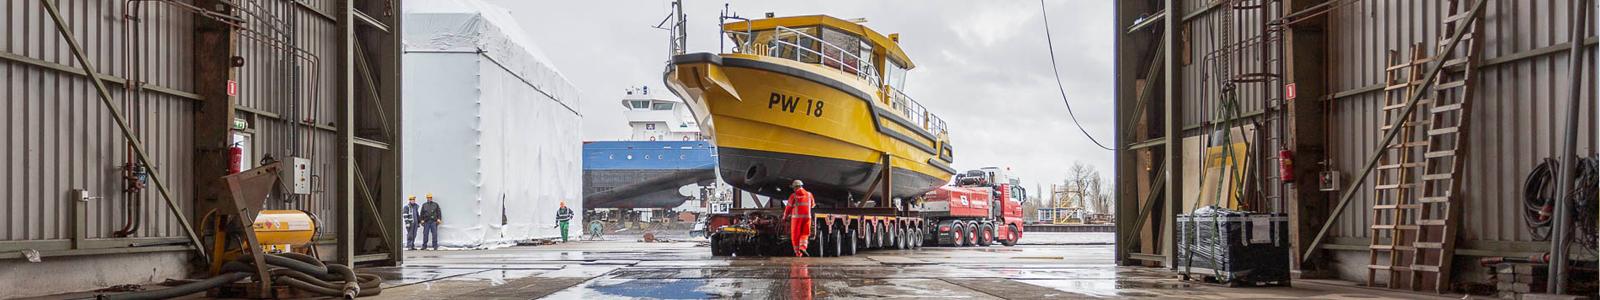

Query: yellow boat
left=664, top=14, right=956, bottom=206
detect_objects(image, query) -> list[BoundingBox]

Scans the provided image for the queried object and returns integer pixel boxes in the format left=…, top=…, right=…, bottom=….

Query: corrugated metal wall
left=1, top=1, right=349, bottom=241
left=2, top=0, right=196, bottom=240
left=1323, top=0, right=1598, bottom=243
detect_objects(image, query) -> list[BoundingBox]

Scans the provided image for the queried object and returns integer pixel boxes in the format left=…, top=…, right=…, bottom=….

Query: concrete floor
left=354, top=232, right=1462, bottom=299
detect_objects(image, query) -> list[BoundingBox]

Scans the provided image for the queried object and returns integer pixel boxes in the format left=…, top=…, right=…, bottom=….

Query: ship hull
left=582, top=141, right=717, bottom=210
left=665, top=53, right=956, bottom=204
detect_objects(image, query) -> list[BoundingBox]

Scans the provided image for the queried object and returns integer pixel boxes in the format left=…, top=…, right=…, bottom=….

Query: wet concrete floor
left=362, top=232, right=1462, bottom=299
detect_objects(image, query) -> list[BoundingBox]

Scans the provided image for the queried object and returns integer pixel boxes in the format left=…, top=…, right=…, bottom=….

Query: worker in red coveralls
left=785, top=180, right=815, bottom=257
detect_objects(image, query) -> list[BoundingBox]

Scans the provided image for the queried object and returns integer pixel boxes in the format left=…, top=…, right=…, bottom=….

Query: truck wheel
left=951, top=223, right=966, bottom=246
left=972, top=225, right=985, bottom=245
left=1001, top=224, right=1019, bottom=247
left=829, top=226, right=844, bottom=257
left=965, top=224, right=979, bottom=247
left=711, top=235, right=731, bottom=256
left=808, top=225, right=823, bottom=257
left=843, top=227, right=857, bottom=256
left=877, top=223, right=889, bottom=249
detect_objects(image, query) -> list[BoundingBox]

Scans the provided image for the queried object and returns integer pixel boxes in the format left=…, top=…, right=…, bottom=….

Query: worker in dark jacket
left=555, top=202, right=574, bottom=242
left=403, top=196, right=421, bottom=250
left=785, top=180, right=815, bottom=257
left=419, top=193, right=443, bottom=250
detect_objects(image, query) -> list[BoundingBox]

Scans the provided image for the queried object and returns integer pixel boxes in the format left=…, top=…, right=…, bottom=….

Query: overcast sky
left=483, top=0, right=1116, bottom=195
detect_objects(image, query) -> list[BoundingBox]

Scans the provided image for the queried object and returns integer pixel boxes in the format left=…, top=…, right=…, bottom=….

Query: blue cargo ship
left=582, top=89, right=718, bottom=210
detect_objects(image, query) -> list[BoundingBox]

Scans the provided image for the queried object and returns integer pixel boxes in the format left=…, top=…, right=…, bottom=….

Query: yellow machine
left=251, top=210, right=317, bottom=253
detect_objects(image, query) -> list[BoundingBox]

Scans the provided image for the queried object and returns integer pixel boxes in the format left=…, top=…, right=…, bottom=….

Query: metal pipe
left=1548, top=0, right=1588, bottom=294
left=1301, top=0, right=1486, bottom=263
left=38, top=0, right=209, bottom=262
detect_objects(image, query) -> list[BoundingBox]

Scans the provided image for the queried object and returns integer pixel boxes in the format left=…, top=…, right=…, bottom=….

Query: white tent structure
left=402, top=0, right=581, bottom=249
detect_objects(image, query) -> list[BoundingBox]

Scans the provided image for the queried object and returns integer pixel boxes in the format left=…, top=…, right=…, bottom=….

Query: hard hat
left=408, top=195, right=416, bottom=200
left=426, top=193, right=434, bottom=198
left=560, top=201, right=567, bottom=206
left=791, top=180, right=804, bottom=187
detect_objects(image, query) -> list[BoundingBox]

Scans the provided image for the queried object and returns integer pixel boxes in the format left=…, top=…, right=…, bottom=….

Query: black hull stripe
left=673, top=53, right=942, bottom=156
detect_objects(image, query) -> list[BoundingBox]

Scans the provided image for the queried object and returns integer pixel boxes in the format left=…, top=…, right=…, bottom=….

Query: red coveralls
left=785, top=187, right=815, bottom=257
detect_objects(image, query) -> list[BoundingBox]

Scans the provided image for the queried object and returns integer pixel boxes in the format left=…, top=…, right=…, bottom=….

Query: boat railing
left=888, top=88, right=948, bottom=137
left=728, top=26, right=880, bottom=87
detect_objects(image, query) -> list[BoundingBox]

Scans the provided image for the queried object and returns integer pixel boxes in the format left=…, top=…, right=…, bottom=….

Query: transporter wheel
left=843, top=227, right=858, bottom=256
left=736, top=237, right=760, bottom=256
left=883, top=223, right=896, bottom=248
left=711, top=235, right=731, bottom=256
left=1001, top=224, right=1019, bottom=247
left=972, top=225, right=985, bottom=245
left=896, top=227, right=908, bottom=250
left=830, top=226, right=845, bottom=257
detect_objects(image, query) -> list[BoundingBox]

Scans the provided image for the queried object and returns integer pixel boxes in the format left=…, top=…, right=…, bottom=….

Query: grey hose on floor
left=96, top=272, right=252, bottom=300
left=98, top=253, right=384, bottom=299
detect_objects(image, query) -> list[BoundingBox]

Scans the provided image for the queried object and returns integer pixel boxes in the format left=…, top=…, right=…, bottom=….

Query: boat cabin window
left=884, top=60, right=909, bottom=90
left=819, top=27, right=863, bottom=73
left=652, top=102, right=674, bottom=110
left=630, top=100, right=650, bottom=109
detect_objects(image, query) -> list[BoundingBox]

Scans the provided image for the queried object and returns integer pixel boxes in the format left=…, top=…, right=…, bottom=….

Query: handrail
left=889, top=88, right=947, bottom=137
left=723, top=26, right=945, bottom=138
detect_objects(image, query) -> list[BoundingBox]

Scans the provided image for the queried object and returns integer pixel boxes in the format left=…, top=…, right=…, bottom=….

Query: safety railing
left=889, top=88, right=948, bottom=137
left=728, top=26, right=880, bottom=87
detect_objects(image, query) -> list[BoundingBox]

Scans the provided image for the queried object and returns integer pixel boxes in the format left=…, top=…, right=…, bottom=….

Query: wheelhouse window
left=652, top=102, right=674, bottom=110
left=820, top=28, right=863, bottom=73
left=884, top=60, right=909, bottom=90
left=630, top=100, right=650, bottom=109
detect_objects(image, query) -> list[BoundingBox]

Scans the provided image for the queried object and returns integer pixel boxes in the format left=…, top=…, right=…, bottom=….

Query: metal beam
left=1323, top=38, right=1598, bottom=102
left=352, top=9, right=390, bottom=33
left=1161, top=0, right=1184, bottom=269
left=1126, top=10, right=1165, bottom=34
left=39, top=0, right=208, bottom=263
left=1301, top=0, right=1488, bottom=263
left=1127, top=138, right=1167, bottom=150
left=0, top=50, right=202, bottom=100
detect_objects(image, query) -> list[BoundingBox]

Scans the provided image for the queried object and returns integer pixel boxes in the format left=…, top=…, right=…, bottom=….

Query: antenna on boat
left=655, top=0, right=687, bottom=57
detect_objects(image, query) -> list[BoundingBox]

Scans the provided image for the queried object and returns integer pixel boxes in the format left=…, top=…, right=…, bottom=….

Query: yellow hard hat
left=408, top=195, right=416, bottom=200
left=426, top=193, right=434, bottom=198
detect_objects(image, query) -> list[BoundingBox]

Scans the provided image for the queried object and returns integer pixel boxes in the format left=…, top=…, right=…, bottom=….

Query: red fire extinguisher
left=1278, top=149, right=1295, bottom=182
left=228, top=142, right=243, bottom=174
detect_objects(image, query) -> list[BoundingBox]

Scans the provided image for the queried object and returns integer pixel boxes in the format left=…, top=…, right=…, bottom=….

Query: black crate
left=1176, top=207, right=1291, bottom=286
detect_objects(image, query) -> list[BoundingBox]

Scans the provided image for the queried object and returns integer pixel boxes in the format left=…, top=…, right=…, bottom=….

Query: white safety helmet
left=791, top=180, right=804, bottom=188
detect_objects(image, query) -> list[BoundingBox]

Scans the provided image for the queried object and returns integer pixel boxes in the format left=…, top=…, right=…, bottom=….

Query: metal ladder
left=1409, top=0, right=1482, bottom=293
left=1366, top=44, right=1428, bottom=289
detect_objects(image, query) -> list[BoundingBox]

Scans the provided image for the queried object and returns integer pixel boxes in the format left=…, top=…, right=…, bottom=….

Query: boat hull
left=665, top=53, right=955, bottom=204
left=582, top=141, right=717, bottom=210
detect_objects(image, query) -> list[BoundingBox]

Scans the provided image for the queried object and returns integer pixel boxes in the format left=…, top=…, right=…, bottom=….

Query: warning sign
left=227, top=80, right=238, bottom=97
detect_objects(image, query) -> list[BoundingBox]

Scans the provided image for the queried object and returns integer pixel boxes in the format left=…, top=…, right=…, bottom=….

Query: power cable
left=1039, top=0, right=1115, bottom=151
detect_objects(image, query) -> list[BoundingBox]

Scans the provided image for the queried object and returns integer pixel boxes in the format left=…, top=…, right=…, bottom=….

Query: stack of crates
left=1492, top=263, right=1547, bottom=298
left=1176, top=206, right=1291, bottom=286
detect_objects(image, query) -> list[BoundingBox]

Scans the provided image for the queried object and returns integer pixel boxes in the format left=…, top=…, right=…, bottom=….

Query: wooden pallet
left=1366, top=44, right=1428, bottom=289
left=1409, top=0, right=1484, bottom=293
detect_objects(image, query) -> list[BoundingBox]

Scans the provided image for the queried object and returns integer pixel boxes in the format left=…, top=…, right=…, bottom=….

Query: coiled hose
left=1523, top=156, right=1599, bottom=252
left=97, top=253, right=384, bottom=300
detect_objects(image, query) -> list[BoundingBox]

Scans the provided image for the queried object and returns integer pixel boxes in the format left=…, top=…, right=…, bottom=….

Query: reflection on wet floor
left=365, top=233, right=1453, bottom=300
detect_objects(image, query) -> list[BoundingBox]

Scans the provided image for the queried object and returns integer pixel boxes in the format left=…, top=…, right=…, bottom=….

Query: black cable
left=1039, top=0, right=1115, bottom=151
left=1524, top=158, right=1558, bottom=241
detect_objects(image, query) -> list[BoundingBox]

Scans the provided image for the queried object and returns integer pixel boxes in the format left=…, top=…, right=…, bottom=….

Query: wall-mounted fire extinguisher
left=228, top=142, right=243, bottom=174
left=1278, top=149, right=1295, bottom=182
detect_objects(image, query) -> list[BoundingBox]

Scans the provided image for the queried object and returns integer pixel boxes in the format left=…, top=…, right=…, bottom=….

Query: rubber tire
left=877, top=223, right=888, bottom=249
left=843, top=227, right=857, bottom=256
left=807, top=224, right=822, bottom=257
left=1001, top=224, right=1019, bottom=247
left=965, top=223, right=979, bottom=247
left=896, top=227, right=908, bottom=250
left=972, top=225, right=985, bottom=245
left=951, top=223, right=966, bottom=246
left=829, top=226, right=844, bottom=257
left=711, top=235, right=731, bottom=256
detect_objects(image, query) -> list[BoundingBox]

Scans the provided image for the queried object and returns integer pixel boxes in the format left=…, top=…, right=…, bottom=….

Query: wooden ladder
left=1410, top=0, right=1483, bottom=293
left=1366, top=44, right=1428, bottom=289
